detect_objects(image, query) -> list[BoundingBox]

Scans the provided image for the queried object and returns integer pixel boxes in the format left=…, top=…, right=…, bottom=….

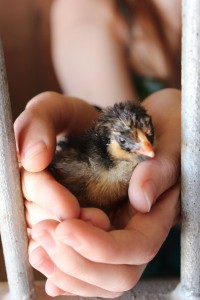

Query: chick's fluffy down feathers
left=49, top=101, right=154, bottom=213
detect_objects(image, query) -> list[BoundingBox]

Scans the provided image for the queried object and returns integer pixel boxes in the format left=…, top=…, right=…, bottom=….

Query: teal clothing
left=143, top=225, right=180, bottom=278
left=133, top=75, right=166, bottom=100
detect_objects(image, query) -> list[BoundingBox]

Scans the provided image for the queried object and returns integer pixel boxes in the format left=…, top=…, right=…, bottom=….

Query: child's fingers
left=45, top=266, right=123, bottom=298
left=80, top=207, right=111, bottom=231
left=45, top=280, right=66, bottom=297
left=30, top=220, right=144, bottom=295
left=22, top=163, right=113, bottom=227
left=25, top=201, right=56, bottom=228
left=22, top=167, right=112, bottom=226
left=14, top=92, right=98, bottom=172
left=55, top=183, right=180, bottom=265
left=22, top=169, right=80, bottom=221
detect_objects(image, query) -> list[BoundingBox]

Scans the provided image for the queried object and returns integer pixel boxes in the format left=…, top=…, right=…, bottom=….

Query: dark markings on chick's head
left=95, top=101, right=154, bottom=151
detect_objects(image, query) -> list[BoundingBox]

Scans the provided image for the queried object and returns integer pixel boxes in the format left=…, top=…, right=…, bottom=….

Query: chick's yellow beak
left=136, top=129, right=155, bottom=158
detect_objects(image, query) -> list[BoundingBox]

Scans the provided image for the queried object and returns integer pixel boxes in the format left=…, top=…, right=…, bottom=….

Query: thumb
left=129, top=88, right=181, bottom=213
left=128, top=153, right=180, bottom=213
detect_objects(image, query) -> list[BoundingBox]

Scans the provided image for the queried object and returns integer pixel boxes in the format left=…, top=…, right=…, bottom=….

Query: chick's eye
left=119, top=137, right=126, bottom=144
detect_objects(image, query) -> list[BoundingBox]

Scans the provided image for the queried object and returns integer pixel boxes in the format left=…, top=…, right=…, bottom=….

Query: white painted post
left=0, top=40, right=35, bottom=300
left=173, top=0, right=200, bottom=299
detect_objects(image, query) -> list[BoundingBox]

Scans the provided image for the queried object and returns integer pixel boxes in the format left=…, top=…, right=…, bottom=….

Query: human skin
left=14, top=0, right=181, bottom=297
left=15, top=89, right=181, bottom=297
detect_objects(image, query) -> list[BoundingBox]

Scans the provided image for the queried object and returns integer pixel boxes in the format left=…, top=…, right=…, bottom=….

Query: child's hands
left=15, top=91, right=100, bottom=173
left=15, top=89, right=181, bottom=215
left=27, top=183, right=179, bottom=297
left=14, top=89, right=181, bottom=297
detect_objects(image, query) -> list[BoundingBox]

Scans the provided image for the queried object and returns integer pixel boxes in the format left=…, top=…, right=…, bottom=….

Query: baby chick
left=49, top=101, right=154, bottom=213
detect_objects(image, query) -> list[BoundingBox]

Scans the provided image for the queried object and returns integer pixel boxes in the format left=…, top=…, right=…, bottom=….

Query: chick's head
left=96, top=101, right=155, bottom=161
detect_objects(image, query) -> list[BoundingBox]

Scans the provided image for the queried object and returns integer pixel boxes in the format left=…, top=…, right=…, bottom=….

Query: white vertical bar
left=178, top=0, right=200, bottom=298
left=0, top=40, right=35, bottom=299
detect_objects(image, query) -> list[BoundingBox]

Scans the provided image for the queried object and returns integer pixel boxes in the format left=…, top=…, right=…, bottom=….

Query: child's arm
left=50, top=0, right=137, bottom=106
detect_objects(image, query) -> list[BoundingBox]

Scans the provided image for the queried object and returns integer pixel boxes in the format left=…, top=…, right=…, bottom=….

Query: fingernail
left=142, top=181, right=156, bottom=212
left=45, top=280, right=65, bottom=297
left=23, top=141, right=47, bottom=160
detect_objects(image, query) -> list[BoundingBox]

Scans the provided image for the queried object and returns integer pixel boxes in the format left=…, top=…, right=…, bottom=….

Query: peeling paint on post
left=0, top=40, right=35, bottom=300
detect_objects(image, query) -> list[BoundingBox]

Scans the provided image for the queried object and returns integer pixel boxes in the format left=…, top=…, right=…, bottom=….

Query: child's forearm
left=50, top=0, right=136, bottom=107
